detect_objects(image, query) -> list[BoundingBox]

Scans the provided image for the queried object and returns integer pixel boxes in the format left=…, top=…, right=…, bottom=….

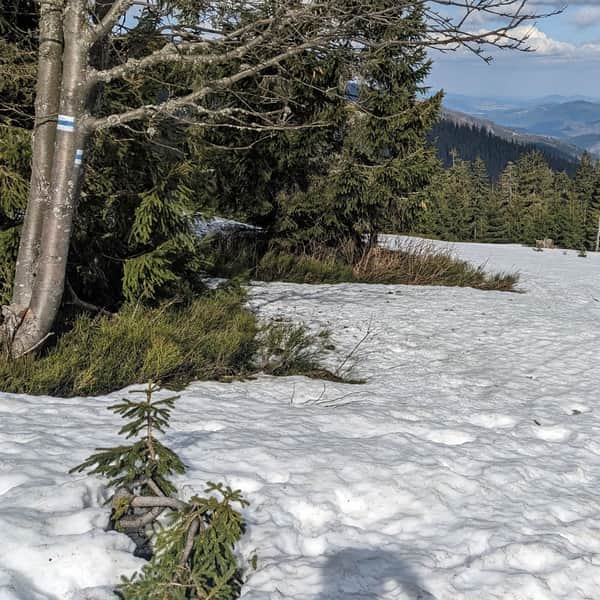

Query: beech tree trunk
left=3, top=0, right=91, bottom=356
left=12, top=0, right=64, bottom=310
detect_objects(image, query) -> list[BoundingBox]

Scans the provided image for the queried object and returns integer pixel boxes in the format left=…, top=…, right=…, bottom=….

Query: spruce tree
left=573, top=151, right=597, bottom=245
left=587, top=174, right=600, bottom=251
left=470, top=157, right=491, bottom=241
left=513, top=152, right=554, bottom=243
left=443, top=156, right=475, bottom=240
left=413, top=165, right=447, bottom=239
left=417, top=153, right=479, bottom=242
left=552, top=171, right=584, bottom=250
left=71, top=382, right=248, bottom=599
left=499, top=161, right=521, bottom=242
left=484, top=187, right=509, bottom=243
left=273, top=0, right=441, bottom=252
left=414, top=148, right=591, bottom=249
left=75, top=125, right=206, bottom=309
left=187, top=49, right=349, bottom=231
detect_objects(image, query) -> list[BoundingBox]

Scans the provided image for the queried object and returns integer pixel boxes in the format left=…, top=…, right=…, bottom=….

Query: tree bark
left=9, top=0, right=91, bottom=355
left=12, top=0, right=64, bottom=310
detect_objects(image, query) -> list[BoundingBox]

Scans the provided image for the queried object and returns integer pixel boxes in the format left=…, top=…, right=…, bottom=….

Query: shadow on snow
left=316, top=547, right=436, bottom=599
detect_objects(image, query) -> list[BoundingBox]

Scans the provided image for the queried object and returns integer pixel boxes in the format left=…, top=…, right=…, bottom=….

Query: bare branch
left=67, top=0, right=563, bottom=135
left=66, top=280, right=114, bottom=316
left=88, top=27, right=272, bottom=84
left=89, top=0, right=133, bottom=43
left=129, top=495, right=188, bottom=511
left=85, top=37, right=328, bottom=131
left=180, top=518, right=200, bottom=566
left=119, top=505, right=164, bottom=530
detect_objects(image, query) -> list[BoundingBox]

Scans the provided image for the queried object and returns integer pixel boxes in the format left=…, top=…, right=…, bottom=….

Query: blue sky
left=426, top=1, right=600, bottom=99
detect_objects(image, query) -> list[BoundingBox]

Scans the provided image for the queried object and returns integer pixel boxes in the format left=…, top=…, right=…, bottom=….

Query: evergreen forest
left=413, top=150, right=600, bottom=251
left=430, top=120, right=579, bottom=180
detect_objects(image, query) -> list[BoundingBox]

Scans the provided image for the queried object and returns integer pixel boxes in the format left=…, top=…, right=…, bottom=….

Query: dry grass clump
left=256, top=239, right=519, bottom=291
left=256, top=249, right=353, bottom=283
left=351, top=241, right=518, bottom=291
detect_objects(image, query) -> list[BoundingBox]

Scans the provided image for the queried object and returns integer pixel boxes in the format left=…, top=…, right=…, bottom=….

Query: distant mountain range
left=442, top=93, right=600, bottom=156
left=440, top=106, right=584, bottom=164
left=347, top=86, right=590, bottom=176
left=430, top=115, right=579, bottom=181
left=443, top=93, right=600, bottom=113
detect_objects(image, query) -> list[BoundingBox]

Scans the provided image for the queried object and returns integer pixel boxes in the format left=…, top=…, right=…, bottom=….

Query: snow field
left=1, top=239, right=600, bottom=599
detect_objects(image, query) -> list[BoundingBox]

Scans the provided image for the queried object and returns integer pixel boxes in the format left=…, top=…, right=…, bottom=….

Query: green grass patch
left=0, top=287, right=335, bottom=397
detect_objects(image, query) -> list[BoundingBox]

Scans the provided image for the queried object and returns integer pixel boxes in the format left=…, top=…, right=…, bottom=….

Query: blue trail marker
left=57, top=114, right=75, bottom=132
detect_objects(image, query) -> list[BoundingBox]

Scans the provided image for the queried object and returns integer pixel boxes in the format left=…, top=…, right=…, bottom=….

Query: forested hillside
left=429, top=120, right=579, bottom=180
left=413, top=151, right=600, bottom=251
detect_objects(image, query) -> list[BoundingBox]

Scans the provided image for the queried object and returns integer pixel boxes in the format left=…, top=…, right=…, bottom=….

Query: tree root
left=0, top=305, right=45, bottom=358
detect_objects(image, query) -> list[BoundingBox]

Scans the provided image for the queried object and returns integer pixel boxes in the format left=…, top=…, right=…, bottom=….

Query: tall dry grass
left=255, top=239, right=519, bottom=291
left=351, top=241, right=518, bottom=291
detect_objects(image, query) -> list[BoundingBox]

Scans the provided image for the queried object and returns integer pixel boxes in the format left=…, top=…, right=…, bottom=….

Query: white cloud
left=571, top=6, right=600, bottom=27
left=522, top=26, right=600, bottom=59
left=461, top=25, right=600, bottom=60
left=511, top=26, right=575, bottom=55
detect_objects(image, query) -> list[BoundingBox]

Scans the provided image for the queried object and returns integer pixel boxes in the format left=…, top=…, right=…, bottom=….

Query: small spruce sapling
left=73, top=382, right=185, bottom=498
left=71, top=382, right=249, bottom=599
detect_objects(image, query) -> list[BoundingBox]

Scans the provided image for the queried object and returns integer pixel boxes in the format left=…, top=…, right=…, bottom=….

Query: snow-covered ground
left=2, top=239, right=600, bottom=600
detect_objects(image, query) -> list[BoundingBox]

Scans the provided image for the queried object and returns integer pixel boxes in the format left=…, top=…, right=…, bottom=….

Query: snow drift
left=1, top=239, right=600, bottom=599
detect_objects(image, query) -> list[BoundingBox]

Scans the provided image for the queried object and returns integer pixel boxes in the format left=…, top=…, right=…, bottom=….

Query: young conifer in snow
left=71, top=381, right=248, bottom=599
